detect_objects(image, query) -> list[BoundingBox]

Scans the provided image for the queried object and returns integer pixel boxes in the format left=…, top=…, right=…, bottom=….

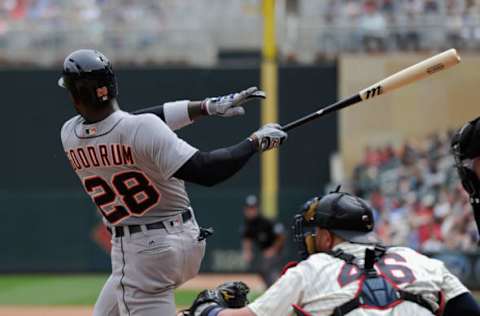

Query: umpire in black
left=241, top=195, right=286, bottom=287
left=451, top=117, right=480, bottom=236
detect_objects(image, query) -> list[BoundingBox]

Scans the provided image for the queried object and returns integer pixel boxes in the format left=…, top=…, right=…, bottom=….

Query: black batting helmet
left=293, top=191, right=377, bottom=259
left=58, top=49, right=118, bottom=108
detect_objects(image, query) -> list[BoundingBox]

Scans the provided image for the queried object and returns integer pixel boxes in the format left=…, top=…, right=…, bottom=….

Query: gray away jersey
left=61, top=110, right=198, bottom=226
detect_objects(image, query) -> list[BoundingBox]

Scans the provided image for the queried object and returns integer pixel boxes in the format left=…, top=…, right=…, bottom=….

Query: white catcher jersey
left=248, top=242, right=468, bottom=316
left=61, top=110, right=197, bottom=225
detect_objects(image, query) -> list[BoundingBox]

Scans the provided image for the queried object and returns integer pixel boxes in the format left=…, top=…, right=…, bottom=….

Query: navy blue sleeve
left=174, top=139, right=257, bottom=187
left=444, top=292, right=480, bottom=316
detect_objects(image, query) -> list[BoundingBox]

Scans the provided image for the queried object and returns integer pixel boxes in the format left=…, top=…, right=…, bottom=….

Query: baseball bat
left=281, top=48, right=461, bottom=131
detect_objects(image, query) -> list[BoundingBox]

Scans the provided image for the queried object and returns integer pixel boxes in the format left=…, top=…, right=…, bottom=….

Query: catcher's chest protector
left=331, top=246, right=439, bottom=316
left=292, top=246, right=439, bottom=316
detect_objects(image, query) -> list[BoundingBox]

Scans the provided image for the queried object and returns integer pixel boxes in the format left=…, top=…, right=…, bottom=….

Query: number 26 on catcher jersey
left=83, top=170, right=161, bottom=224
left=338, top=253, right=415, bottom=287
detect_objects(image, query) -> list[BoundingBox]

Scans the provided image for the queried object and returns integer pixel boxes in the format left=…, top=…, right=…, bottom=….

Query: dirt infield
left=180, top=273, right=265, bottom=292
left=0, top=274, right=265, bottom=316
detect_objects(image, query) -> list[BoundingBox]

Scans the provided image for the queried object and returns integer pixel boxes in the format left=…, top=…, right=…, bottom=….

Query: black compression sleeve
left=132, top=105, right=165, bottom=121
left=173, top=139, right=257, bottom=186
left=444, top=292, right=480, bottom=316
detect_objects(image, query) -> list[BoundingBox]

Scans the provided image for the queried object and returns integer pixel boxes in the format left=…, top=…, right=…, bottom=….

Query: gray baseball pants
left=93, top=214, right=206, bottom=316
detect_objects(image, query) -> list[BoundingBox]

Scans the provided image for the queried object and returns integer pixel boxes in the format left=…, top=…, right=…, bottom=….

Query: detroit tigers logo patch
left=96, top=86, right=109, bottom=100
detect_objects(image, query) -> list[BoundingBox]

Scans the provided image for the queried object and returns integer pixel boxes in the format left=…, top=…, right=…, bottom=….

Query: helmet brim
left=331, top=229, right=379, bottom=244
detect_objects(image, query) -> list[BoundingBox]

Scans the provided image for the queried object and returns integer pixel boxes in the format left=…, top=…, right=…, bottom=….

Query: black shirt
left=242, top=215, right=284, bottom=250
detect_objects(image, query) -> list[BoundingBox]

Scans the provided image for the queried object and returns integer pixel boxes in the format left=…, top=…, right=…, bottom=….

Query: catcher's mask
left=292, top=191, right=377, bottom=260
left=293, top=196, right=321, bottom=260
left=451, top=117, right=480, bottom=196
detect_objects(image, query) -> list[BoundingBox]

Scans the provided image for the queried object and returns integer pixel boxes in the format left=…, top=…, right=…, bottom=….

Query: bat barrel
left=359, top=48, right=461, bottom=101
left=280, top=48, right=461, bottom=132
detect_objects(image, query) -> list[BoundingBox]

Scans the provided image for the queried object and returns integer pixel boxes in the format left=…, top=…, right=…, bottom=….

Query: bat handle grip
left=281, top=112, right=322, bottom=132
left=280, top=95, right=361, bottom=132
left=281, top=122, right=299, bottom=132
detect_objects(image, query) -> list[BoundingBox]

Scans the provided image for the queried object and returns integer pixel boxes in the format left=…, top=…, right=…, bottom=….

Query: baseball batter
left=185, top=192, right=480, bottom=316
left=59, top=49, right=287, bottom=316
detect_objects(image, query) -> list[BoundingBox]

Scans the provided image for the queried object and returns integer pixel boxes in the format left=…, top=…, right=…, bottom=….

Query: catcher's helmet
left=292, top=191, right=377, bottom=259
left=58, top=49, right=117, bottom=108
left=451, top=117, right=480, bottom=198
left=451, top=117, right=480, bottom=161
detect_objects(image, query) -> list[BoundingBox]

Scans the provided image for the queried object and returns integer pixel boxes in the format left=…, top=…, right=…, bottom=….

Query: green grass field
left=3, top=274, right=477, bottom=308
left=0, top=274, right=201, bottom=306
left=0, top=274, right=260, bottom=307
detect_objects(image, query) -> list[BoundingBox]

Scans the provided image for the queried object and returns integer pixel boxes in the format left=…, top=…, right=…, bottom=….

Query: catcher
left=182, top=191, right=480, bottom=316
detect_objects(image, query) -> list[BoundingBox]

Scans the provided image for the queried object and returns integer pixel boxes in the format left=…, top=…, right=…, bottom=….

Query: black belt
left=107, top=210, right=192, bottom=237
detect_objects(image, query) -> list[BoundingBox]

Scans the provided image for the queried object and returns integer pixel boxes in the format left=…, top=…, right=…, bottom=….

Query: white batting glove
left=201, top=87, right=265, bottom=117
left=249, top=123, right=288, bottom=152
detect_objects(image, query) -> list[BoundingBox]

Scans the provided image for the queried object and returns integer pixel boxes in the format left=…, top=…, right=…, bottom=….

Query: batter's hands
left=184, top=281, right=250, bottom=316
left=201, top=87, right=265, bottom=117
left=250, top=123, right=288, bottom=152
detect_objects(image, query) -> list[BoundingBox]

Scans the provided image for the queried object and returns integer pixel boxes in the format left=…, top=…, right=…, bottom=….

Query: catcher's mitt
left=179, top=281, right=250, bottom=316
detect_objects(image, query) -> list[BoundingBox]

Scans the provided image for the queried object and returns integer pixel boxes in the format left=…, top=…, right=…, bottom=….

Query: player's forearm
left=173, top=139, right=257, bottom=187
left=243, top=239, right=253, bottom=253
left=187, top=100, right=206, bottom=121
left=133, top=100, right=207, bottom=131
left=271, top=234, right=286, bottom=253
left=194, top=306, right=255, bottom=316
left=243, top=239, right=253, bottom=261
left=444, top=292, right=480, bottom=316
left=133, top=87, right=266, bottom=132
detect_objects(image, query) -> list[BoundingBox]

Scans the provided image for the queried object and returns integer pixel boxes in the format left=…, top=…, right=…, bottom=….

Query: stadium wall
left=0, top=65, right=338, bottom=273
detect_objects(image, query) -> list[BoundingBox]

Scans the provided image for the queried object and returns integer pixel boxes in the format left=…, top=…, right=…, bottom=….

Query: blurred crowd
left=312, top=0, right=480, bottom=51
left=352, top=130, right=479, bottom=252
left=1, top=0, right=480, bottom=65
left=292, top=0, right=480, bottom=60
left=0, top=0, right=262, bottom=66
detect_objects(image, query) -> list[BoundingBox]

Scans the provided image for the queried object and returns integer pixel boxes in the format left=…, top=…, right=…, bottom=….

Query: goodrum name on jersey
left=65, top=144, right=134, bottom=171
